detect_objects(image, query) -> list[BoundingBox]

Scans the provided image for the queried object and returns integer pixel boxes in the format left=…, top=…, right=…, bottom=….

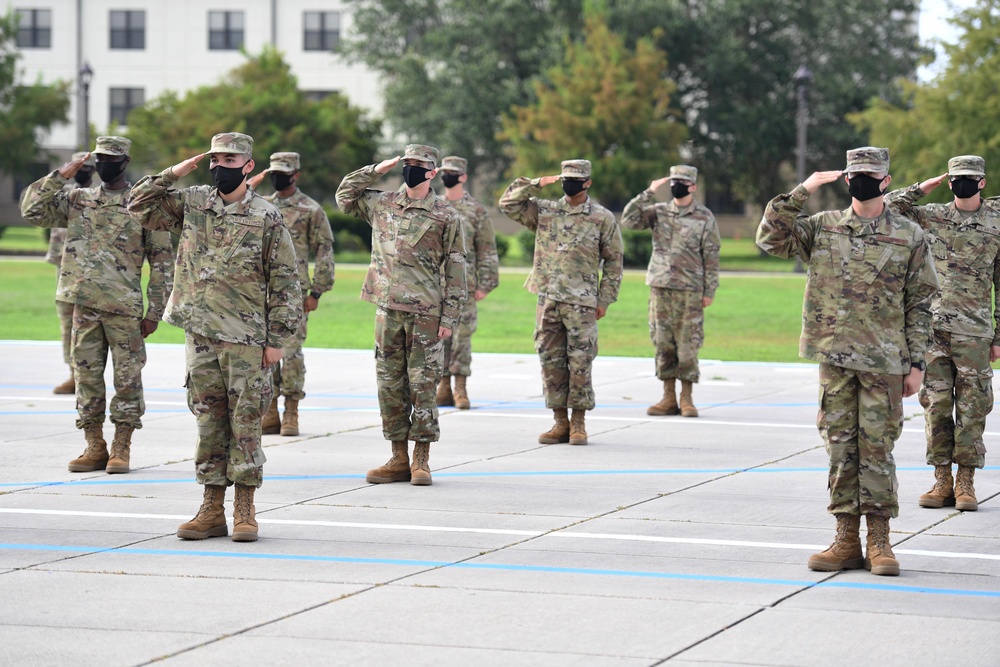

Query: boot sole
left=807, top=557, right=864, bottom=571
left=410, top=477, right=432, bottom=486
left=105, top=465, right=129, bottom=474
left=68, top=462, right=108, bottom=472
left=261, top=427, right=281, bottom=435
left=918, top=496, right=955, bottom=508
left=279, top=429, right=299, bottom=436
left=455, top=402, right=471, bottom=410
left=956, top=501, right=979, bottom=511
left=647, top=407, right=680, bottom=416
left=366, top=473, right=412, bottom=484
left=232, top=532, right=258, bottom=542
left=568, top=438, right=588, bottom=446
left=538, top=436, right=570, bottom=444
left=865, top=560, right=900, bottom=576
left=177, top=526, right=229, bottom=540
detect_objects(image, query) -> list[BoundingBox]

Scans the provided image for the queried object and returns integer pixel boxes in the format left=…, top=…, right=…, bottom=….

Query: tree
left=124, top=47, right=381, bottom=201
left=499, top=16, right=686, bottom=210
left=0, top=11, right=71, bottom=178
left=340, top=0, right=584, bottom=183
left=853, top=1, right=1000, bottom=203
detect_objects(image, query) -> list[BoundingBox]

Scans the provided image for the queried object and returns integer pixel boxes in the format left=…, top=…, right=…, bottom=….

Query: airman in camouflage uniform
left=757, top=147, right=937, bottom=576
left=435, top=155, right=500, bottom=410
left=336, top=144, right=467, bottom=487
left=21, top=137, right=174, bottom=476
left=42, top=151, right=95, bottom=395
left=249, top=152, right=336, bottom=437
left=499, top=159, right=624, bottom=446
left=128, top=132, right=302, bottom=543
left=886, top=155, right=999, bottom=513
left=622, top=165, right=721, bottom=418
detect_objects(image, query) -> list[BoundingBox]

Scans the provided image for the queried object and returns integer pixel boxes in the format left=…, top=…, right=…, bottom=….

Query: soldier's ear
left=243, top=159, right=255, bottom=175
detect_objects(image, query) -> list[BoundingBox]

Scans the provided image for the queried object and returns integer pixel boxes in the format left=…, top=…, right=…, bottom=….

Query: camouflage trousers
left=918, top=330, right=991, bottom=469
left=270, top=311, right=309, bottom=401
left=185, top=333, right=270, bottom=488
left=535, top=297, right=598, bottom=410
left=818, top=363, right=903, bottom=518
left=650, top=287, right=704, bottom=383
left=442, top=298, right=478, bottom=378
left=57, top=299, right=74, bottom=365
left=375, top=307, right=444, bottom=443
left=71, top=304, right=146, bottom=430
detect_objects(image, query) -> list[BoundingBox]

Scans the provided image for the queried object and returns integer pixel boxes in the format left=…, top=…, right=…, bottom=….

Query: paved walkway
left=1, top=340, right=997, bottom=666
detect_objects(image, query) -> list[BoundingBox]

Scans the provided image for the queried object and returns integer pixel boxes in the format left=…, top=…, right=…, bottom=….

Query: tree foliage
left=124, top=47, right=381, bottom=201
left=853, top=0, right=1000, bottom=203
left=499, top=16, right=686, bottom=210
left=0, top=11, right=71, bottom=178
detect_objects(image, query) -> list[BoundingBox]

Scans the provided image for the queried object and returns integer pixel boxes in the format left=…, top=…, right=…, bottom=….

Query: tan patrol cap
left=560, top=159, right=591, bottom=179
left=440, top=156, right=467, bottom=173
left=269, top=152, right=300, bottom=173
left=845, top=146, right=890, bottom=175
left=209, top=132, right=253, bottom=156
left=71, top=151, right=95, bottom=165
left=91, top=136, right=131, bottom=157
left=402, top=144, right=440, bottom=168
left=948, top=155, right=985, bottom=178
left=669, top=165, right=698, bottom=182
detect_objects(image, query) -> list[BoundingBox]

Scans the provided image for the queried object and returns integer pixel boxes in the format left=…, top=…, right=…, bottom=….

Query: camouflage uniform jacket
left=127, top=168, right=301, bottom=348
left=621, top=190, right=721, bottom=298
left=336, top=165, right=467, bottom=330
left=263, top=189, right=336, bottom=296
left=887, top=184, right=1000, bottom=344
left=446, top=192, right=499, bottom=296
left=756, top=184, right=938, bottom=375
left=499, top=177, right=623, bottom=310
left=20, top=172, right=174, bottom=321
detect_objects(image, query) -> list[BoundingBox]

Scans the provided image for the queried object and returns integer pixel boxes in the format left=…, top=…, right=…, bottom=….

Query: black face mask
left=441, top=173, right=462, bottom=189
left=562, top=179, right=587, bottom=197
left=210, top=164, right=247, bottom=195
left=269, top=172, right=295, bottom=192
left=951, top=176, right=982, bottom=199
left=95, top=161, right=127, bottom=184
left=670, top=182, right=691, bottom=199
left=402, top=165, right=430, bottom=188
left=848, top=174, right=885, bottom=202
left=74, top=168, right=95, bottom=185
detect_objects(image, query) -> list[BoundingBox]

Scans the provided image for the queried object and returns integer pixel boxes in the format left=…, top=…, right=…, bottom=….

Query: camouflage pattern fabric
left=374, top=307, right=444, bottom=442
left=72, top=305, right=146, bottom=429
left=336, top=165, right=467, bottom=331
left=56, top=300, right=74, bottom=365
left=128, top=168, right=301, bottom=348
left=269, top=312, right=308, bottom=400
left=263, top=188, right=335, bottom=297
left=499, top=177, right=624, bottom=310
left=442, top=298, right=477, bottom=378
left=818, top=363, right=902, bottom=518
left=185, top=332, right=270, bottom=488
left=886, top=183, right=1000, bottom=342
left=756, top=184, right=937, bottom=374
left=44, top=227, right=66, bottom=266
left=919, top=330, right=990, bottom=469
left=535, top=297, right=598, bottom=410
left=20, top=174, right=174, bottom=321
left=649, top=287, right=704, bottom=383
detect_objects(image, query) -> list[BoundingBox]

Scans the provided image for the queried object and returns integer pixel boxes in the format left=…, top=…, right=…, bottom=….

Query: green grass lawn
left=0, top=258, right=808, bottom=362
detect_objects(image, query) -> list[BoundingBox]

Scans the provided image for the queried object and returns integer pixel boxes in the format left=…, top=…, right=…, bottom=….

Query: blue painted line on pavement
left=2, top=542, right=998, bottom=598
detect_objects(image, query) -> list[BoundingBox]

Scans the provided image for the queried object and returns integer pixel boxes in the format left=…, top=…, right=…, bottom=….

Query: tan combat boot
left=68, top=424, right=109, bottom=472
left=261, top=398, right=281, bottom=435
left=366, top=441, right=411, bottom=483
left=569, top=409, right=588, bottom=446
left=53, top=374, right=75, bottom=395
left=918, top=465, right=955, bottom=508
left=411, top=441, right=432, bottom=486
left=177, top=485, right=228, bottom=539
left=865, top=515, right=900, bottom=576
left=807, top=513, right=863, bottom=571
left=647, top=378, right=680, bottom=416
left=955, top=466, right=978, bottom=511
left=679, top=380, right=699, bottom=418
left=232, top=484, right=258, bottom=542
left=106, top=424, right=134, bottom=474
left=453, top=375, right=471, bottom=410
left=538, top=408, right=570, bottom=444
left=280, top=398, right=299, bottom=436
left=436, top=377, right=455, bottom=407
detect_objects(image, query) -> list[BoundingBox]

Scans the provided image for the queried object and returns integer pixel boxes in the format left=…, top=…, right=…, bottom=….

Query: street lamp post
left=793, top=64, right=812, bottom=273
left=79, top=62, right=93, bottom=151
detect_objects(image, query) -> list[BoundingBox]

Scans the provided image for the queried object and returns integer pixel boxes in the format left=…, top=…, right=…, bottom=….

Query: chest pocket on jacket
left=862, top=241, right=907, bottom=286
left=216, top=219, right=262, bottom=262
left=400, top=217, right=437, bottom=248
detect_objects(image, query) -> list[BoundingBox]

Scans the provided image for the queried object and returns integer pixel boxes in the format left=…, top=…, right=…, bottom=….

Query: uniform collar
left=557, top=195, right=592, bottom=214
left=206, top=184, right=256, bottom=216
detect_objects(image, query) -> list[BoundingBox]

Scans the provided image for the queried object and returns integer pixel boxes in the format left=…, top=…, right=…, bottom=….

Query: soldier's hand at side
left=262, top=346, right=283, bottom=368
left=648, top=176, right=671, bottom=193
left=438, top=326, right=452, bottom=340
left=803, top=171, right=843, bottom=194
left=171, top=153, right=207, bottom=178
left=702, top=297, right=713, bottom=308
left=474, top=289, right=487, bottom=302
left=919, top=173, right=948, bottom=195
left=375, top=156, right=401, bottom=175
left=140, top=319, right=158, bottom=338
left=903, top=367, right=923, bottom=397
left=303, top=294, right=319, bottom=313
left=247, top=169, right=268, bottom=190
left=538, top=175, right=561, bottom=187
left=990, top=345, right=1000, bottom=363
left=57, top=152, right=91, bottom=179
left=596, top=307, right=607, bottom=320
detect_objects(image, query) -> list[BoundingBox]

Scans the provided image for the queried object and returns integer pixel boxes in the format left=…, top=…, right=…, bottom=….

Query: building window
left=208, top=11, right=244, bottom=50
left=303, top=90, right=337, bottom=102
left=110, top=10, right=145, bottom=49
left=16, top=9, right=52, bottom=48
left=303, top=11, right=339, bottom=51
left=109, top=88, right=145, bottom=126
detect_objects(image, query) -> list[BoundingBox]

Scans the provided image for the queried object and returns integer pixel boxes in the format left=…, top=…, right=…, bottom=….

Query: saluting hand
left=538, top=175, right=561, bottom=187
left=57, top=152, right=92, bottom=179
left=648, top=176, right=671, bottom=193
left=171, top=153, right=208, bottom=178
left=919, top=173, right=948, bottom=195
left=802, top=170, right=843, bottom=194
left=247, top=169, right=269, bottom=190
left=375, top=156, right=401, bottom=175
